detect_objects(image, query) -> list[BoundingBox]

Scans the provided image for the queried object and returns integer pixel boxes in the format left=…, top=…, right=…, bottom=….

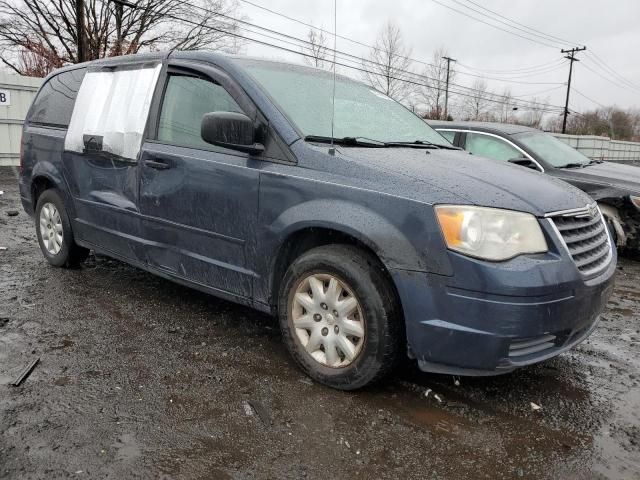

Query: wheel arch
left=31, top=175, right=56, bottom=207
left=29, top=161, right=76, bottom=220
left=598, top=201, right=626, bottom=247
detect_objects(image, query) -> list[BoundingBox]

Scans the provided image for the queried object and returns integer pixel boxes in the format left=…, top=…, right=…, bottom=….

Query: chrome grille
left=548, top=204, right=612, bottom=276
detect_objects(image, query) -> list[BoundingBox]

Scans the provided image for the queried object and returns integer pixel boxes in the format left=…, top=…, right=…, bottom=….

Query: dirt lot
left=1, top=166, right=639, bottom=479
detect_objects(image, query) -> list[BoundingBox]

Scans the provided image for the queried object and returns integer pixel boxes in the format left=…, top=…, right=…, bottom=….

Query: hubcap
left=39, top=202, right=63, bottom=255
left=291, top=273, right=365, bottom=368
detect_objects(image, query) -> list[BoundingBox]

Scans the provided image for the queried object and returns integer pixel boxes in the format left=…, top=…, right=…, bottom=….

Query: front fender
left=272, top=198, right=426, bottom=271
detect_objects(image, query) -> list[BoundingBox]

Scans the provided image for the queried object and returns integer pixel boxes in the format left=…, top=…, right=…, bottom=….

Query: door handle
left=144, top=159, right=171, bottom=170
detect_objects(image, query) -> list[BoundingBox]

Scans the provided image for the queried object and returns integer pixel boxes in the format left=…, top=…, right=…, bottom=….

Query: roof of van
left=43, top=50, right=361, bottom=89
left=427, top=120, right=541, bottom=136
left=51, top=50, right=335, bottom=75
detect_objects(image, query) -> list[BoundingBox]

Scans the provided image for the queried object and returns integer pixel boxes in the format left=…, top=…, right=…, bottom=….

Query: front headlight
left=435, top=205, right=548, bottom=261
left=630, top=195, right=640, bottom=211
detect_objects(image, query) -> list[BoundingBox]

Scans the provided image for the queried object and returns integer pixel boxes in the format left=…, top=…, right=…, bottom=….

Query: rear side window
left=29, top=68, right=86, bottom=127
left=157, top=74, right=244, bottom=149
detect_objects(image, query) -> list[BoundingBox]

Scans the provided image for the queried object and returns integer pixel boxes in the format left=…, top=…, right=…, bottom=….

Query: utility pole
left=442, top=55, right=456, bottom=120
left=561, top=46, right=586, bottom=133
left=76, top=0, right=86, bottom=62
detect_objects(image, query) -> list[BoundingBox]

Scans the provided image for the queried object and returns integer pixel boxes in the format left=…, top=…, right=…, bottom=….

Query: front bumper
left=391, top=243, right=616, bottom=376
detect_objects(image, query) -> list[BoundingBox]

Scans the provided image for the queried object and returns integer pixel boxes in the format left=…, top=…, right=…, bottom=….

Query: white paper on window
left=65, top=64, right=162, bottom=160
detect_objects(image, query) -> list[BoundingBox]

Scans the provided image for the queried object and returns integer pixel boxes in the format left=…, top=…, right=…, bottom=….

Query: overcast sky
left=239, top=0, right=640, bottom=114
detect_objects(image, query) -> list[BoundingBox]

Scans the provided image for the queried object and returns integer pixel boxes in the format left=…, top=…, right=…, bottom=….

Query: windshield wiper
left=304, top=135, right=387, bottom=147
left=304, top=136, right=460, bottom=150
left=587, top=159, right=604, bottom=165
left=384, top=140, right=460, bottom=150
left=558, top=162, right=588, bottom=169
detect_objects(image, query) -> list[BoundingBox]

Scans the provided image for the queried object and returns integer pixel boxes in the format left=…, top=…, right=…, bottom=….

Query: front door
left=138, top=68, right=260, bottom=299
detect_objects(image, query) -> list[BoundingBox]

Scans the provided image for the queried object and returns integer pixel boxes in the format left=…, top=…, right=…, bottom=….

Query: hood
left=299, top=145, right=592, bottom=217
left=552, top=161, right=640, bottom=199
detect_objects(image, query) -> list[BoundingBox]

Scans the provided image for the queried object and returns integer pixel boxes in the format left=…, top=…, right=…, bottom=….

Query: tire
left=278, top=244, right=403, bottom=390
left=35, top=189, right=89, bottom=268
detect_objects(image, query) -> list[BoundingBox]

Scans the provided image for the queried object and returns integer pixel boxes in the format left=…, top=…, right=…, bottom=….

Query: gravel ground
left=1, top=166, right=639, bottom=479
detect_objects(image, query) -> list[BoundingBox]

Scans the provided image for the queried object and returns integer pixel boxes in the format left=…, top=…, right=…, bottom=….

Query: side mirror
left=508, top=157, right=539, bottom=170
left=201, top=112, right=264, bottom=155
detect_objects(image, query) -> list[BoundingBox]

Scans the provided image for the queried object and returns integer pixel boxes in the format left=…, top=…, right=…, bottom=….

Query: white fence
left=552, top=133, right=640, bottom=163
left=0, top=72, right=42, bottom=166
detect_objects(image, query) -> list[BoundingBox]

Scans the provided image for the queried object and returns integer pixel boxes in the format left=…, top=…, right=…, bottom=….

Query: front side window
left=29, top=68, right=86, bottom=127
left=438, top=130, right=456, bottom=144
left=240, top=60, right=445, bottom=145
left=157, top=75, right=243, bottom=149
left=465, top=132, right=521, bottom=161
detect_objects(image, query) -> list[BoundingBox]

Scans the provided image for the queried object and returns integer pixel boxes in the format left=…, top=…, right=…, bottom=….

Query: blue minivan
left=19, top=51, right=616, bottom=389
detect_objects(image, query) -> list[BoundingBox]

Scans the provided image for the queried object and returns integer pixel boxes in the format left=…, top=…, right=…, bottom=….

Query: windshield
left=240, top=60, right=446, bottom=145
left=513, top=131, right=590, bottom=168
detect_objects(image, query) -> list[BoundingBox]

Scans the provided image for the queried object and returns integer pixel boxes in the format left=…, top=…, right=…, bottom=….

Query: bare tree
left=494, top=88, right=514, bottom=123
left=302, top=27, right=329, bottom=69
left=546, top=106, right=640, bottom=141
left=13, top=40, right=64, bottom=77
left=420, top=47, right=455, bottom=120
left=362, top=21, right=413, bottom=102
left=0, top=0, right=243, bottom=76
left=463, top=78, right=492, bottom=120
left=515, top=97, right=548, bottom=129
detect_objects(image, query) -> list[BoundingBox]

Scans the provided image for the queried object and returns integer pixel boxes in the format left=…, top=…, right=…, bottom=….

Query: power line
left=428, top=0, right=560, bottom=49
left=456, top=61, right=568, bottom=82
left=237, top=0, right=637, bottom=103
left=163, top=8, right=565, bottom=112
left=448, top=0, right=569, bottom=48
left=571, top=87, right=607, bottom=109
left=455, top=58, right=565, bottom=75
left=148, top=0, right=566, bottom=111
left=235, top=0, right=567, bottom=78
left=214, top=0, right=639, bottom=107
left=580, top=62, right=640, bottom=96
left=586, top=52, right=640, bottom=92
left=158, top=0, right=564, bottom=88
left=104, top=0, right=566, bottom=114
left=511, top=85, right=565, bottom=98
left=459, top=0, right=581, bottom=47
left=218, top=11, right=562, bottom=96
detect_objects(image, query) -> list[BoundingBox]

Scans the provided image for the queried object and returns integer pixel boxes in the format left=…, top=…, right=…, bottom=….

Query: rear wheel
left=35, top=189, right=89, bottom=267
left=278, top=245, right=402, bottom=390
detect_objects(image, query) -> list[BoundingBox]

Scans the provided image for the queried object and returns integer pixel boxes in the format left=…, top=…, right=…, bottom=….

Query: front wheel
left=35, top=189, right=89, bottom=268
left=278, top=245, right=402, bottom=390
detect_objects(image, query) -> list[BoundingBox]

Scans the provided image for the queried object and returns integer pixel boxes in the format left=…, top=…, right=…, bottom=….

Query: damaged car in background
left=19, top=52, right=616, bottom=389
left=430, top=121, right=640, bottom=252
